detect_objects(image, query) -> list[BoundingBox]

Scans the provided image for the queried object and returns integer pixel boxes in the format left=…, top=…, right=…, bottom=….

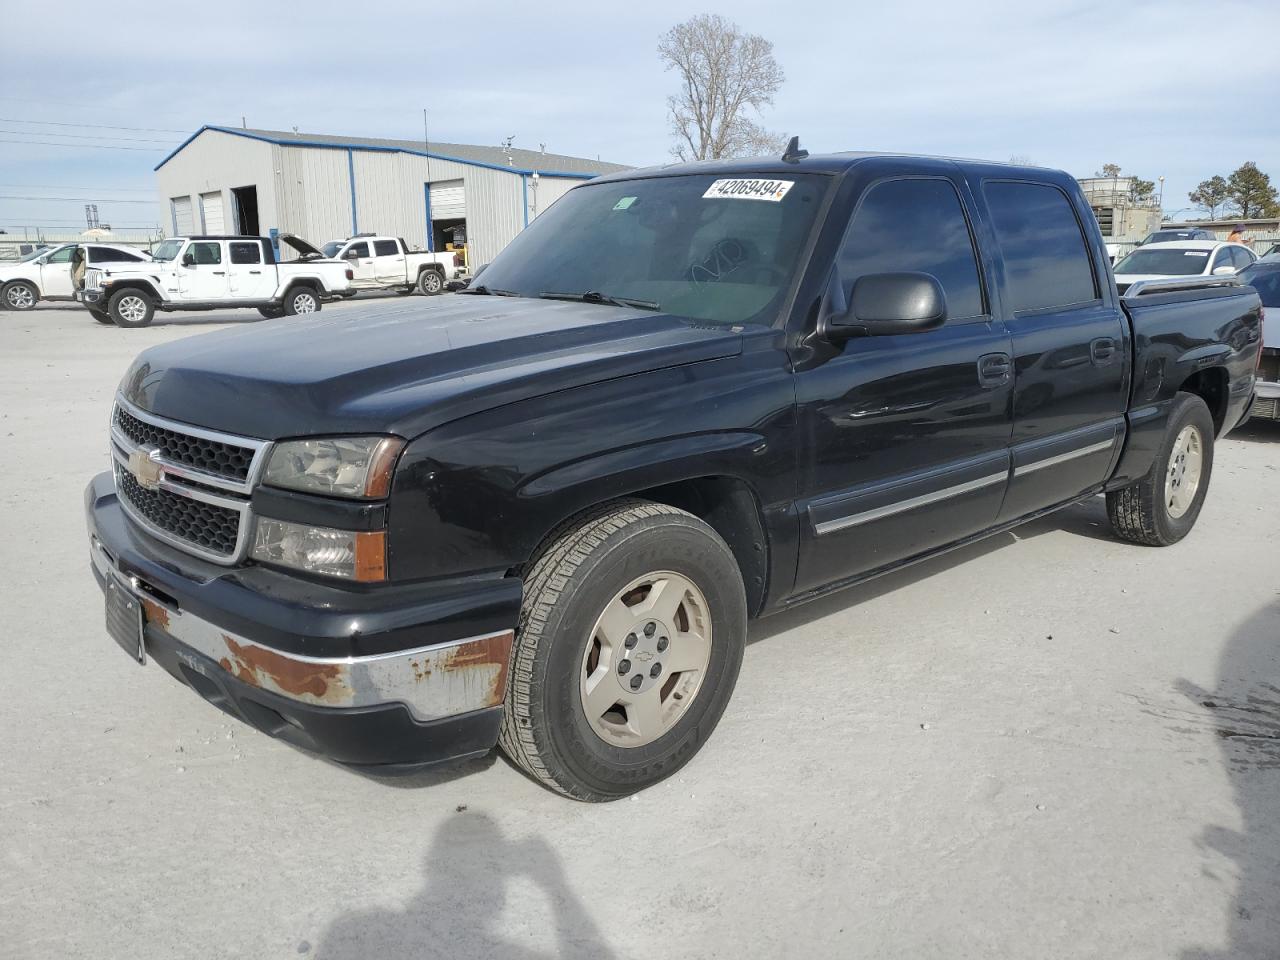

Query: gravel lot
left=3, top=299, right=1279, bottom=960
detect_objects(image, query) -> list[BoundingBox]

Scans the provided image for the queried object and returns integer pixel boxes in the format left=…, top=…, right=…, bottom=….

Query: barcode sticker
left=702, top=179, right=795, bottom=202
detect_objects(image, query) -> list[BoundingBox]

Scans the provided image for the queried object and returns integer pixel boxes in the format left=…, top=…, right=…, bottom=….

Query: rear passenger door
left=373, top=238, right=407, bottom=285
left=792, top=165, right=1014, bottom=595
left=978, top=179, right=1128, bottom=522
left=226, top=241, right=275, bottom=299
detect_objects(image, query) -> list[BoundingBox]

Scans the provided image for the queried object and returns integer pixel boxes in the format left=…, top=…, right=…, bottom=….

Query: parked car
left=76, top=235, right=353, bottom=327
left=1, top=242, right=150, bottom=311
left=86, top=150, right=1262, bottom=800
left=1238, top=258, right=1280, bottom=420
left=319, top=234, right=463, bottom=295
left=1112, top=240, right=1257, bottom=294
left=1139, top=228, right=1215, bottom=245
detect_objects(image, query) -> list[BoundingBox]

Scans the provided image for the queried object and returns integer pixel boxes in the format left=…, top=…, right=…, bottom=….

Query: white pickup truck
left=319, top=234, right=463, bottom=295
left=1, top=242, right=150, bottom=310
left=78, top=235, right=353, bottom=327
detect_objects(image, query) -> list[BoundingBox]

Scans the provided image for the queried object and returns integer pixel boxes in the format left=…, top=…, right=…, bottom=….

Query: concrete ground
left=2, top=299, right=1278, bottom=960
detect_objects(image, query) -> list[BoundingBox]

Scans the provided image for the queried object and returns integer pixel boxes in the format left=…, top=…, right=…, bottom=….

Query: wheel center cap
left=616, top=619, right=671, bottom=695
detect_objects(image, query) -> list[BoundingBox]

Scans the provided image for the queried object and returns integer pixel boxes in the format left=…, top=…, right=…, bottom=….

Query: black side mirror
left=181, top=251, right=196, bottom=267
left=827, top=271, right=947, bottom=339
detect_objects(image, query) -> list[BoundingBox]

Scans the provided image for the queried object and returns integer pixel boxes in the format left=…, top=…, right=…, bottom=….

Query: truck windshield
left=476, top=173, right=830, bottom=325
left=1113, top=248, right=1211, bottom=275
left=321, top=241, right=343, bottom=258
left=17, top=245, right=58, bottom=263
left=151, top=240, right=184, bottom=262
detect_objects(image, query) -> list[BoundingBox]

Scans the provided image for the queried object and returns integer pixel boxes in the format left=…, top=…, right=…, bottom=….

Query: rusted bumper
left=86, top=472, right=520, bottom=769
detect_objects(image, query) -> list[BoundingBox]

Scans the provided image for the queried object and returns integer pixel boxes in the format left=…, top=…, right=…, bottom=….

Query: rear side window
left=88, top=246, right=144, bottom=263
left=984, top=181, right=1097, bottom=312
left=229, top=242, right=261, bottom=264
left=373, top=239, right=399, bottom=256
left=838, top=178, right=985, bottom=320
left=189, top=242, right=222, bottom=265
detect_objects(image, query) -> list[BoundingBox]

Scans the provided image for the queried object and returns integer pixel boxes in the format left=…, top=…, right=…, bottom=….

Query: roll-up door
left=171, top=196, right=195, bottom=234
left=428, top=180, right=466, bottom=219
left=200, top=191, right=225, bottom=233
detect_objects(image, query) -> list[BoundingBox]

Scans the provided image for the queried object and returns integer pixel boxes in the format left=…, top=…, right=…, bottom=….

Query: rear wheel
left=1108, top=393, right=1215, bottom=546
left=282, top=287, right=320, bottom=315
left=417, top=269, right=444, bottom=296
left=3, top=281, right=38, bottom=311
left=108, top=289, right=154, bottom=328
left=499, top=500, right=747, bottom=801
left=89, top=308, right=112, bottom=325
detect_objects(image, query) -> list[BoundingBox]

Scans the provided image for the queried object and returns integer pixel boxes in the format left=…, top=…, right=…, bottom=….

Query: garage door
left=429, top=180, right=465, bottom=219
left=171, top=195, right=194, bottom=234
left=200, top=191, right=225, bottom=233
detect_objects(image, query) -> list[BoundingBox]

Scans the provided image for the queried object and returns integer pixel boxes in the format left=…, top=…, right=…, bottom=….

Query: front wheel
left=417, top=269, right=444, bottom=296
left=499, top=500, right=747, bottom=801
left=1108, top=393, right=1215, bottom=546
left=108, top=289, right=154, bottom=327
left=282, top=287, right=320, bottom=315
left=3, top=281, right=38, bottom=311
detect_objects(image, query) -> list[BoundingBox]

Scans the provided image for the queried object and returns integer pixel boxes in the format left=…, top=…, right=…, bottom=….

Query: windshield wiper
left=540, top=291, right=661, bottom=311
left=457, top=284, right=519, bottom=297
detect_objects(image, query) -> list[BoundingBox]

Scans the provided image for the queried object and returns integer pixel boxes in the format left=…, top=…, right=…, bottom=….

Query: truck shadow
left=313, top=812, right=616, bottom=960
left=1176, top=603, right=1280, bottom=958
left=1230, top=419, right=1280, bottom=443
left=750, top=495, right=1115, bottom=645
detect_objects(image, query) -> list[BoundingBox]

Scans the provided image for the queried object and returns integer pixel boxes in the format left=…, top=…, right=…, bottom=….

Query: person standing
left=1228, top=224, right=1251, bottom=246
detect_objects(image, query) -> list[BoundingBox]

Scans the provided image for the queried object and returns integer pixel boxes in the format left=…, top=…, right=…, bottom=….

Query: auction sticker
left=702, top=179, right=794, bottom=202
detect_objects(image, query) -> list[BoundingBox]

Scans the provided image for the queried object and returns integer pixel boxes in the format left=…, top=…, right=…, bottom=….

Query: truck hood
left=119, top=296, right=744, bottom=439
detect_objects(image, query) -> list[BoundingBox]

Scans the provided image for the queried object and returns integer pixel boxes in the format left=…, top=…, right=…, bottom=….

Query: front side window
left=477, top=173, right=830, bottom=326
left=1210, top=248, right=1234, bottom=272
left=1232, top=247, right=1256, bottom=270
left=985, top=181, right=1098, bottom=312
left=373, top=239, right=399, bottom=256
left=189, top=242, right=222, bottom=265
left=229, top=241, right=261, bottom=265
left=348, top=242, right=370, bottom=258
left=837, top=178, right=985, bottom=320
left=45, top=245, right=75, bottom=263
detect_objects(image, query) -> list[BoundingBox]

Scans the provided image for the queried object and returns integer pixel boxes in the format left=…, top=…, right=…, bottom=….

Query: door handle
left=978, top=352, right=1012, bottom=387
left=1091, top=337, right=1117, bottom=364
left=248, top=270, right=262, bottom=274
left=212, top=271, right=226, bottom=275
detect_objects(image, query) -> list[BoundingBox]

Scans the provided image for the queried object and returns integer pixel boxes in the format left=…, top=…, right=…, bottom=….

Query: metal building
left=154, top=126, right=628, bottom=265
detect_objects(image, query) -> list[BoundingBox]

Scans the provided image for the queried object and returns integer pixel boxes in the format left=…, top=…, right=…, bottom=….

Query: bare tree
left=658, top=14, right=786, bottom=161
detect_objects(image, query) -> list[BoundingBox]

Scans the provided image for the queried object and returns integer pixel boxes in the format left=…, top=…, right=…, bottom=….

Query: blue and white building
left=154, top=126, right=628, bottom=264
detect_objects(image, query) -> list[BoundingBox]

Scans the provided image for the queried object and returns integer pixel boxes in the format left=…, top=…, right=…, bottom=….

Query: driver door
left=344, top=241, right=376, bottom=288
left=39, top=245, right=77, bottom=299
left=791, top=165, right=1014, bottom=596
left=176, top=241, right=230, bottom=300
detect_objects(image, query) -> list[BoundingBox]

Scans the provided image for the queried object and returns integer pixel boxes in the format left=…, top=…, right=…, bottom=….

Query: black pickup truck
left=86, top=148, right=1263, bottom=801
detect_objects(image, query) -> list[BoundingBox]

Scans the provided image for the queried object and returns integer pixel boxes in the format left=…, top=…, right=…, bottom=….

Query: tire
left=3, top=281, right=38, bottom=311
left=282, top=287, right=320, bottom=315
left=257, top=306, right=284, bottom=319
left=1107, top=393, right=1215, bottom=546
left=88, top=308, right=112, bottom=325
left=395, top=286, right=415, bottom=296
left=108, top=288, right=154, bottom=328
left=417, top=269, right=444, bottom=296
left=499, top=500, right=747, bottom=801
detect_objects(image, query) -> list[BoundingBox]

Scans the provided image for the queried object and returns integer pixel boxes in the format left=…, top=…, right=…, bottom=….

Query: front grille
left=1255, top=396, right=1279, bottom=421
left=115, top=465, right=241, bottom=557
left=114, top=405, right=255, bottom=482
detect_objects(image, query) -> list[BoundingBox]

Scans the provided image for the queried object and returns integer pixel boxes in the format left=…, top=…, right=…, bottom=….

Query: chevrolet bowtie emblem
left=128, top=447, right=164, bottom=491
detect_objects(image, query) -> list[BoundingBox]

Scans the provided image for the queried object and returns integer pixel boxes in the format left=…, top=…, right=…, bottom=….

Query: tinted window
left=1113, top=248, right=1211, bottom=276
left=837, top=178, right=984, bottom=319
left=348, top=242, right=369, bottom=258
left=1239, top=266, right=1280, bottom=307
left=229, top=241, right=261, bottom=264
left=1232, top=247, right=1256, bottom=270
left=1210, top=248, right=1233, bottom=272
left=88, top=246, right=143, bottom=263
left=373, top=239, right=399, bottom=256
left=189, top=242, right=222, bottom=265
left=45, top=245, right=75, bottom=263
left=985, top=181, right=1097, bottom=311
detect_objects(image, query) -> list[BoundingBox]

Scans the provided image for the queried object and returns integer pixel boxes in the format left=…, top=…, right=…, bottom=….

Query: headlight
left=263, top=436, right=404, bottom=498
left=251, top=518, right=386, bottom=581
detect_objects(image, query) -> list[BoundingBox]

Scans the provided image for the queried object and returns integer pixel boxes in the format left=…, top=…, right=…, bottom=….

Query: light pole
left=1158, top=175, right=1165, bottom=213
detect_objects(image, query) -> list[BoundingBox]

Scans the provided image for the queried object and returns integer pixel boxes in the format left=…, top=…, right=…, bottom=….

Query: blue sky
left=2, top=0, right=1276, bottom=234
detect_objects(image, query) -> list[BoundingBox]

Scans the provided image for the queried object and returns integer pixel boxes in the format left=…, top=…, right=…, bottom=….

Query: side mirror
left=827, top=272, right=947, bottom=339
left=344, top=249, right=360, bottom=260
left=1211, top=265, right=1235, bottom=276
left=181, top=252, right=196, bottom=267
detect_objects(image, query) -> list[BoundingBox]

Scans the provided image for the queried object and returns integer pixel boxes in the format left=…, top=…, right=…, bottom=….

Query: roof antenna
left=781, top=135, right=808, bottom=163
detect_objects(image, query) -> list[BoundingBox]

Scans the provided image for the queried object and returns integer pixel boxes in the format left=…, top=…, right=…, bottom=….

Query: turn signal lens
left=251, top=519, right=387, bottom=582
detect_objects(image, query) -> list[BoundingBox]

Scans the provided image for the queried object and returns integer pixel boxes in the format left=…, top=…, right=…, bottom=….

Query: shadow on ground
left=1179, top=603, right=1280, bottom=958
left=314, top=812, right=616, bottom=959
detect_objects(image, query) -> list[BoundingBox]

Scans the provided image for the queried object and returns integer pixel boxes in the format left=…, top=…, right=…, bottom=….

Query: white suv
left=1, top=243, right=149, bottom=310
